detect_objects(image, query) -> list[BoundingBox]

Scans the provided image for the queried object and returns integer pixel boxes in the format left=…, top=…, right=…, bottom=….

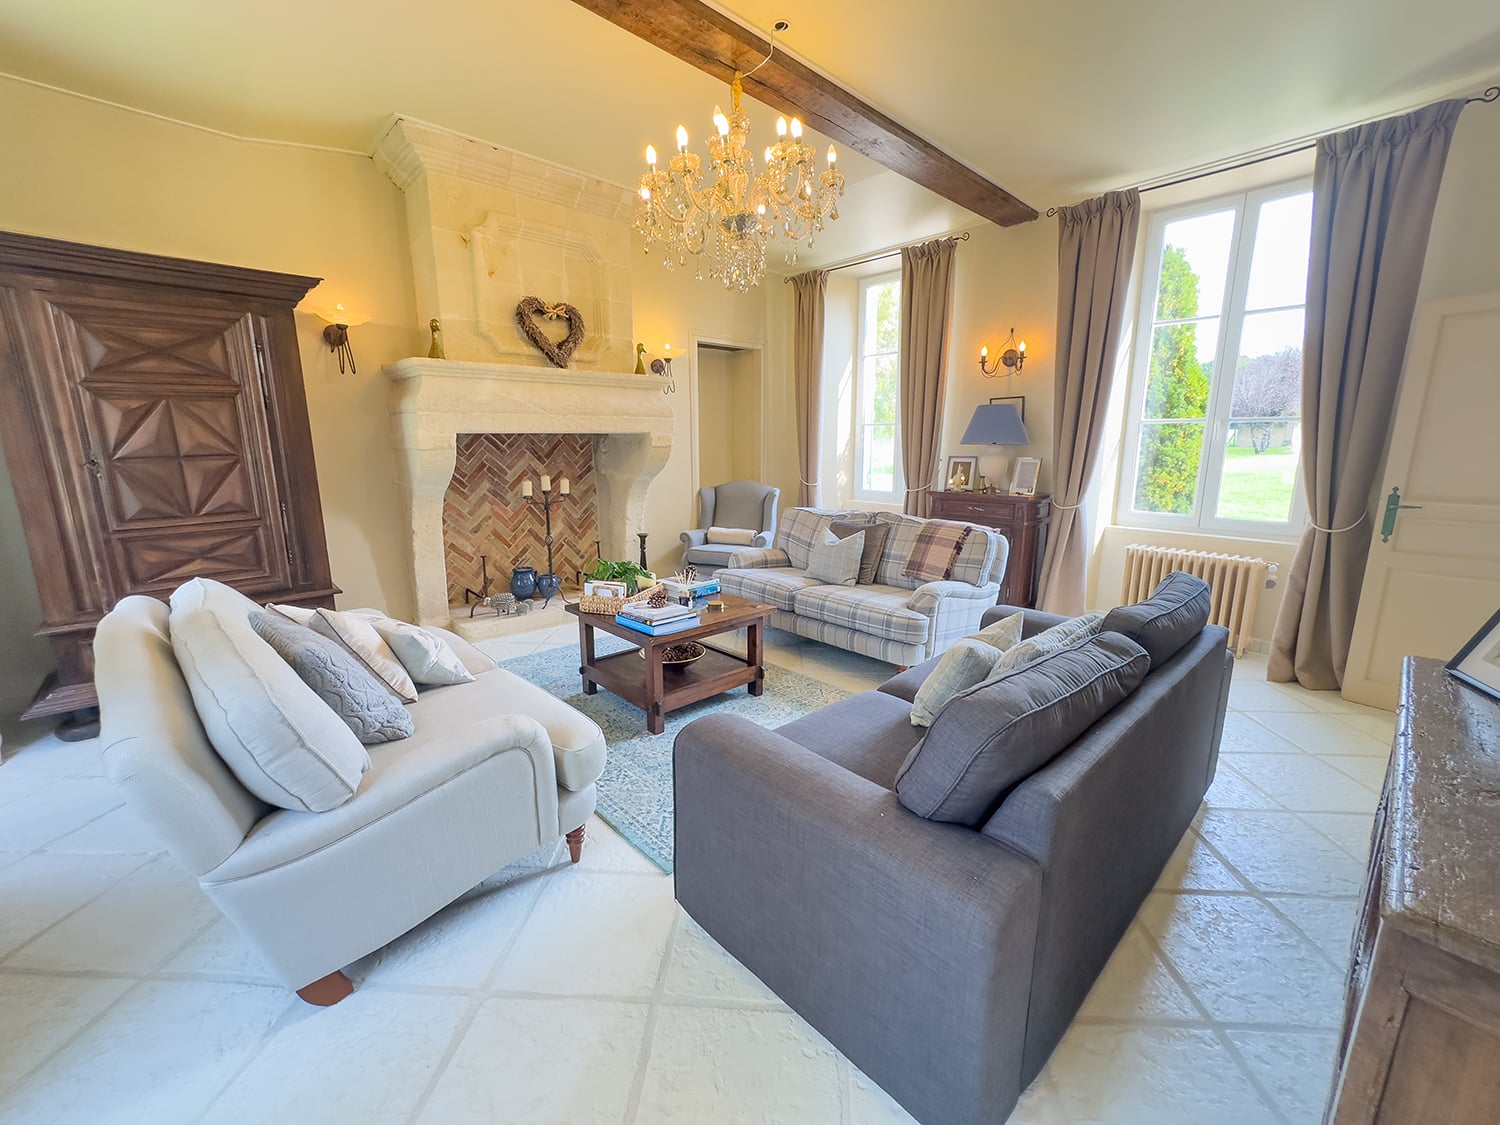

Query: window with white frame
left=854, top=273, right=903, bottom=503
left=1118, top=180, right=1313, bottom=535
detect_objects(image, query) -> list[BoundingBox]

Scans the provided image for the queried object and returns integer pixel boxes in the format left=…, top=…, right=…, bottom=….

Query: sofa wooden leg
left=566, top=824, right=586, bottom=864
left=296, top=969, right=354, bottom=1006
left=896, top=665, right=910, bottom=673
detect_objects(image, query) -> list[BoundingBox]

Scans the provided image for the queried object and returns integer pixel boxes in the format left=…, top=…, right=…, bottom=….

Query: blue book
left=614, top=613, right=701, bottom=637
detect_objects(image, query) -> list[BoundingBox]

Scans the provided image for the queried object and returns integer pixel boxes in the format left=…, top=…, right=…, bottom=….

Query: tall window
left=855, top=273, right=902, bottom=502
left=1119, top=180, right=1313, bottom=535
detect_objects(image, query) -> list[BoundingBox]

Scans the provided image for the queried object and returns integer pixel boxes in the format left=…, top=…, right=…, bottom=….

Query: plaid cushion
left=717, top=567, right=825, bottom=612
left=871, top=513, right=999, bottom=588
left=792, top=584, right=931, bottom=645
left=902, top=521, right=974, bottom=584
left=775, top=508, right=866, bottom=571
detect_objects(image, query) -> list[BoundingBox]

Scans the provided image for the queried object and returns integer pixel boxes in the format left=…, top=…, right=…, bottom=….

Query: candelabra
left=520, top=474, right=570, bottom=603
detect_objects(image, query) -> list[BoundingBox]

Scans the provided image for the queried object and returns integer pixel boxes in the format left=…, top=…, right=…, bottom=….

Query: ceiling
left=1, top=0, right=1497, bottom=251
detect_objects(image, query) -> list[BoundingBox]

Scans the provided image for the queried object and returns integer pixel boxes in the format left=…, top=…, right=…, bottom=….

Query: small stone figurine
left=427, top=318, right=445, bottom=359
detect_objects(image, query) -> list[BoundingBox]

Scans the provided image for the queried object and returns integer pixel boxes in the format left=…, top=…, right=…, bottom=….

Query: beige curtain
left=790, top=270, right=829, bottom=506
left=1269, top=100, right=1464, bottom=689
left=899, top=238, right=959, bottom=515
left=1036, top=190, right=1141, bottom=615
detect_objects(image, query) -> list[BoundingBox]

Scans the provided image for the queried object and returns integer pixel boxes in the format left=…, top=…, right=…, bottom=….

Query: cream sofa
left=94, top=590, right=606, bottom=1004
left=716, top=507, right=1008, bottom=666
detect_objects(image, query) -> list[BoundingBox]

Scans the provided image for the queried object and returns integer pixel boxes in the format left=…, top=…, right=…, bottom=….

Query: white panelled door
left=1343, top=292, right=1500, bottom=709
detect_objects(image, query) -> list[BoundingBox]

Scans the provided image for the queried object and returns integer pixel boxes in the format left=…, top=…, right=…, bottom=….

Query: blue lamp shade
left=961, top=403, right=1030, bottom=446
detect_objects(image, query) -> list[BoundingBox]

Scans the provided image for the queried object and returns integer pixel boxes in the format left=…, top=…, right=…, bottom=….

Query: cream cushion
left=169, top=578, right=370, bottom=813
left=706, top=526, right=758, bottom=545
left=972, top=611, right=1025, bottom=653
left=910, top=639, right=1004, bottom=727
left=367, top=617, right=475, bottom=686
left=309, top=608, right=418, bottom=703
left=806, top=527, right=865, bottom=586
left=265, top=602, right=317, bottom=625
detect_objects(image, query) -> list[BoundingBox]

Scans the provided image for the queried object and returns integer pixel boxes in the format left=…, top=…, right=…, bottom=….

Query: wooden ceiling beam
left=569, top=0, right=1038, bottom=227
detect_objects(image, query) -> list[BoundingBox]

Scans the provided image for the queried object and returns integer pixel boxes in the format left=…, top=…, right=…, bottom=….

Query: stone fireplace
left=375, top=116, right=673, bottom=628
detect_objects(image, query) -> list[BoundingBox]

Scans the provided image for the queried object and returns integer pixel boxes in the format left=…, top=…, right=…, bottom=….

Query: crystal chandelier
left=636, top=72, right=846, bottom=292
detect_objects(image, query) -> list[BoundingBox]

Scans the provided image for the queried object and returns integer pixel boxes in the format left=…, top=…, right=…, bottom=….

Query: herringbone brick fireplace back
left=443, top=433, right=598, bottom=606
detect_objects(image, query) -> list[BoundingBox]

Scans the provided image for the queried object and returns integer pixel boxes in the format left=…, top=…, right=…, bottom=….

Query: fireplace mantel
left=383, top=357, right=673, bottom=625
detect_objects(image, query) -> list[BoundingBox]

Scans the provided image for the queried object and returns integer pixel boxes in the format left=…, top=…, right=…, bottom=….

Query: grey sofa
left=674, top=601, right=1233, bottom=1125
left=678, top=479, right=781, bottom=573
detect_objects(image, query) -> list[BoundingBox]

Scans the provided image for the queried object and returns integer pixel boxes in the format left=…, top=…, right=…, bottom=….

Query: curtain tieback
left=1306, top=511, right=1368, bottom=535
left=798, top=476, right=820, bottom=486
left=1051, top=500, right=1084, bottom=511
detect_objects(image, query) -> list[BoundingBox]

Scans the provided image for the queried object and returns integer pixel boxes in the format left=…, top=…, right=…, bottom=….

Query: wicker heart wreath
left=515, top=296, right=585, bottom=368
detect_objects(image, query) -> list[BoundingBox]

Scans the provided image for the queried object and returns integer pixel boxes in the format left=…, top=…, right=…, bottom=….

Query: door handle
left=1380, top=486, right=1422, bottom=542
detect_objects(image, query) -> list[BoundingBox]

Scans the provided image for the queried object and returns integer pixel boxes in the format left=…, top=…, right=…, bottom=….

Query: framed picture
left=1445, top=607, right=1500, bottom=701
left=944, top=455, right=978, bottom=492
left=988, top=395, right=1026, bottom=422
left=1009, top=456, right=1041, bottom=496
left=584, top=579, right=628, bottom=599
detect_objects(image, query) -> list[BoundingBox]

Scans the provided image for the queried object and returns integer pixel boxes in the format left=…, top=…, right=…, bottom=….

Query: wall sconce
left=313, top=302, right=365, bottom=375
left=979, top=327, right=1027, bottom=378
left=649, top=342, right=677, bottom=394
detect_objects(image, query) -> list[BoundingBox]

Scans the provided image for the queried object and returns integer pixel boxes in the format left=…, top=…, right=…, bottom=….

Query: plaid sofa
left=716, top=507, right=1008, bottom=666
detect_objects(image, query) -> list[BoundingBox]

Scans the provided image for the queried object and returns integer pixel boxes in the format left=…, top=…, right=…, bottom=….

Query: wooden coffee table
left=567, top=593, right=774, bottom=735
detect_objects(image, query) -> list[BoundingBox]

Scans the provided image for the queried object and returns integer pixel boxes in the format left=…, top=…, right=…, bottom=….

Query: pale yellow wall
left=819, top=274, right=858, bottom=505
left=0, top=76, right=419, bottom=717
left=728, top=348, right=764, bottom=482
left=695, top=348, right=735, bottom=490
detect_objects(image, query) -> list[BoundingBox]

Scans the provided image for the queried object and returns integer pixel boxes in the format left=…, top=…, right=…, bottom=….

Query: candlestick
left=559, top=477, right=570, bottom=496
left=521, top=479, right=533, bottom=499
left=540, top=474, right=551, bottom=491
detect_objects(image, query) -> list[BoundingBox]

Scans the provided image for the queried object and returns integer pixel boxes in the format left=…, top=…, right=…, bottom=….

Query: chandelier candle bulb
left=776, top=117, right=787, bottom=136
left=714, top=109, right=729, bottom=136
left=790, top=117, right=803, bottom=138
left=676, top=125, right=688, bottom=152
left=827, top=145, right=836, bottom=164
left=646, top=144, right=657, bottom=169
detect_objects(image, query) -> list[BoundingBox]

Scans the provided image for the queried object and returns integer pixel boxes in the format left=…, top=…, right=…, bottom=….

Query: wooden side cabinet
left=0, top=231, right=339, bottom=723
left=1326, top=657, right=1500, bottom=1123
left=926, top=491, right=1051, bottom=608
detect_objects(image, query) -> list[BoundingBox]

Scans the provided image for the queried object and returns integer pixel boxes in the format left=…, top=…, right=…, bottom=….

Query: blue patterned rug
left=499, top=636, right=849, bottom=873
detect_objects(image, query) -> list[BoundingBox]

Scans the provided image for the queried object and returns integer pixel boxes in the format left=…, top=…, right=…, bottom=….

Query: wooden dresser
left=1326, top=656, right=1500, bottom=1123
left=0, top=232, right=338, bottom=725
left=926, top=491, right=1051, bottom=609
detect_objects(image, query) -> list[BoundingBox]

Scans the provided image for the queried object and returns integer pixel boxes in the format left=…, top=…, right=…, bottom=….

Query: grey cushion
left=990, top=612, right=1105, bottom=676
left=250, top=612, right=415, bottom=745
left=895, top=632, right=1150, bottom=825
left=830, top=519, right=891, bottom=585
left=775, top=690, right=923, bottom=789
left=1101, top=571, right=1212, bottom=668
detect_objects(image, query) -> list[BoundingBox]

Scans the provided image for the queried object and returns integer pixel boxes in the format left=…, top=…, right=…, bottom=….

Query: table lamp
left=960, top=403, right=1030, bottom=492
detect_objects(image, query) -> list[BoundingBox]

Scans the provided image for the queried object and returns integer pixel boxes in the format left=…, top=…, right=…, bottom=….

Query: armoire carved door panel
left=0, top=230, right=334, bottom=722
left=41, top=296, right=292, bottom=597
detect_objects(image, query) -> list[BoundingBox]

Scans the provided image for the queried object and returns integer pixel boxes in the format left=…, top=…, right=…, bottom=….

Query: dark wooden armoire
left=0, top=232, right=338, bottom=723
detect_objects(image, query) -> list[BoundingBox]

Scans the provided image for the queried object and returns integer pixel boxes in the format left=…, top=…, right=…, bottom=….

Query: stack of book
left=664, top=576, right=721, bottom=605
left=615, top=601, right=701, bottom=636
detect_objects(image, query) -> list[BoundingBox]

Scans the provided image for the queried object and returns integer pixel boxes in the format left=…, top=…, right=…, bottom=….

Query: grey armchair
left=679, top=480, right=781, bottom=573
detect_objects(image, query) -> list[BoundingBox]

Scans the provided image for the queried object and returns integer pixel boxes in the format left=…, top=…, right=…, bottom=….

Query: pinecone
left=647, top=586, right=668, bottom=608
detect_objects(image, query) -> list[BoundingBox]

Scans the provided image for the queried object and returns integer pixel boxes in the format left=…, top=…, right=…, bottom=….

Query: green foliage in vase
left=588, top=558, right=653, bottom=594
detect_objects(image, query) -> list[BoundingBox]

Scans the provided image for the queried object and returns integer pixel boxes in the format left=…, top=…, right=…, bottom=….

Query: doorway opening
left=694, top=340, right=764, bottom=489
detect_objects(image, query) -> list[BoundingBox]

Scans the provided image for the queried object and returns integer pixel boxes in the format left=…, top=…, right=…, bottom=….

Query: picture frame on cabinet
left=1446, top=607, right=1500, bottom=701
left=1009, top=457, right=1041, bottom=496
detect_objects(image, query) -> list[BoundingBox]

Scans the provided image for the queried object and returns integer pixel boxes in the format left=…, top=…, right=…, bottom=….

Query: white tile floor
left=0, top=629, right=1390, bottom=1125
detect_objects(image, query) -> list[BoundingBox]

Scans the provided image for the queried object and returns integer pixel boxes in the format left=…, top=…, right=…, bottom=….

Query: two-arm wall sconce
left=312, top=301, right=365, bottom=375
left=979, top=327, right=1027, bottom=378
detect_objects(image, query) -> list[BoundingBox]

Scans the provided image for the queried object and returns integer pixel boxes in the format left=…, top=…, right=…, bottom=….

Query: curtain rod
left=1044, top=84, right=1500, bottom=217
left=781, top=230, right=970, bottom=282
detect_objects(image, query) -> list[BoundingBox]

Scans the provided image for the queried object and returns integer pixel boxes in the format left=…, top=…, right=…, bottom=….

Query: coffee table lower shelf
left=581, top=644, right=762, bottom=734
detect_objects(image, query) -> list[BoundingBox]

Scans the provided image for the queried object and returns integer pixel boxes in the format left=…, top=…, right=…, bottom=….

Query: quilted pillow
left=830, top=519, right=890, bottom=585
left=250, top=612, right=415, bottom=745
left=169, top=577, right=369, bottom=813
left=990, top=611, right=1106, bottom=676
left=309, top=608, right=418, bottom=703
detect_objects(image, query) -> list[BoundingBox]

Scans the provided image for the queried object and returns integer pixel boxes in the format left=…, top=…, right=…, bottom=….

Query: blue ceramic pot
left=509, top=566, right=537, bottom=600
left=535, top=573, right=561, bottom=599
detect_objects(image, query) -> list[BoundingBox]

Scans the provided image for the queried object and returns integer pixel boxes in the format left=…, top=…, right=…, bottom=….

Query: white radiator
left=1120, top=545, right=1273, bottom=658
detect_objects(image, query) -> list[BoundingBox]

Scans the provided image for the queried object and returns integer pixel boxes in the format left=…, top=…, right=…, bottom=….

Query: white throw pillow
left=265, top=602, right=317, bottom=625
left=367, top=616, right=475, bottom=686
left=910, top=638, right=1005, bottom=727
left=990, top=612, right=1107, bottom=677
left=805, top=528, right=864, bottom=586
left=308, top=608, right=418, bottom=703
left=169, top=578, right=370, bottom=813
left=972, top=611, right=1024, bottom=652
left=705, top=526, right=758, bottom=545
